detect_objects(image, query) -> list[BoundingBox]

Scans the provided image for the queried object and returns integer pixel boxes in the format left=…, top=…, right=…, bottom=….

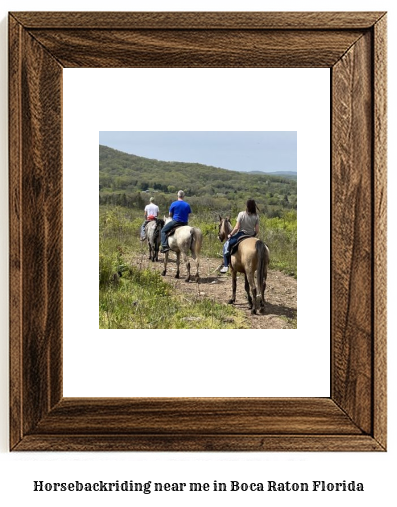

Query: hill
left=265, top=171, right=297, bottom=180
left=99, top=145, right=297, bottom=217
left=247, top=170, right=297, bottom=181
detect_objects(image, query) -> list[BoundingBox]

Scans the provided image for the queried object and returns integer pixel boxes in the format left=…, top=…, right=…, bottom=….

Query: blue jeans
left=161, top=220, right=187, bottom=248
left=223, top=231, right=246, bottom=267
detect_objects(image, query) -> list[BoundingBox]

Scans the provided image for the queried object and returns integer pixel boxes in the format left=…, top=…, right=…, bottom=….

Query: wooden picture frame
left=9, top=11, right=387, bottom=451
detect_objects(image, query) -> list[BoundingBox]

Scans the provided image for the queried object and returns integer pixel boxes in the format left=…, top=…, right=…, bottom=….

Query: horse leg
left=259, top=280, right=266, bottom=313
left=148, top=243, right=152, bottom=261
left=247, top=271, right=257, bottom=314
left=259, top=246, right=269, bottom=313
left=260, top=268, right=267, bottom=313
left=194, top=256, right=200, bottom=282
left=152, top=240, right=158, bottom=262
left=190, top=229, right=201, bottom=282
left=161, top=251, right=169, bottom=276
left=156, top=237, right=161, bottom=262
left=175, top=252, right=180, bottom=278
left=183, top=252, right=190, bottom=282
left=244, top=274, right=253, bottom=309
left=228, top=269, right=237, bottom=304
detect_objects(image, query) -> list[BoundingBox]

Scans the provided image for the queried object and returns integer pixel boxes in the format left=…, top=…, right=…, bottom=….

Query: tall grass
left=99, top=205, right=297, bottom=275
left=260, top=212, right=297, bottom=277
left=99, top=263, right=248, bottom=329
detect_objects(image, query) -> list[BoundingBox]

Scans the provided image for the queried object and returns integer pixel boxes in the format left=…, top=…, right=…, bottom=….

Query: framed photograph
left=96, top=129, right=298, bottom=330
left=9, top=11, right=387, bottom=451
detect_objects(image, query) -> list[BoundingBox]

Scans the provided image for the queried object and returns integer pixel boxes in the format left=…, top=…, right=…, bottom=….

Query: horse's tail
left=190, top=227, right=203, bottom=260
left=255, top=240, right=269, bottom=289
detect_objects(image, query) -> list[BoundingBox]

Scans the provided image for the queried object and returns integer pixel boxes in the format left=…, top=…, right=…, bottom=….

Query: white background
left=0, top=1, right=395, bottom=507
left=63, top=68, right=330, bottom=397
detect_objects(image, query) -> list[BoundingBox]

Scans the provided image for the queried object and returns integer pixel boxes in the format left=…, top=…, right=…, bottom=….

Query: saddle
left=165, top=224, right=185, bottom=238
left=229, top=234, right=252, bottom=256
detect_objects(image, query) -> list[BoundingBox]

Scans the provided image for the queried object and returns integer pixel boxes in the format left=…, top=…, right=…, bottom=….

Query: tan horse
left=161, top=217, right=203, bottom=282
left=218, top=217, right=270, bottom=314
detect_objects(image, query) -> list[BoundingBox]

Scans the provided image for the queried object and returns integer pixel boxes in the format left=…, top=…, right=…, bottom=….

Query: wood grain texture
left=12, top=11, right=386, bottom=29
left=21, top=28, right=64, bottom=433
left=27, top=29, right=363, bottom=68
left=14, top=435, right=383, bottom=452
left=9, top=15, right=23, bottom=450
left=332, top=32, right=373, bottom=434
left=373, top=15, right=387, bottom=449
left=32, top=398, right=362, bottom=435
left=8, top=11, right=387, bottom=452
left=9, top=16, right=64, bottom=447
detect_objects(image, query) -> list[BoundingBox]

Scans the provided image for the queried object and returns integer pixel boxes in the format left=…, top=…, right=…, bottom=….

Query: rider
left=160, top=190, right=192, bottom=253
left=220, top=199, right=260, bottom=273
left=140, top=197, right=159, bottom=240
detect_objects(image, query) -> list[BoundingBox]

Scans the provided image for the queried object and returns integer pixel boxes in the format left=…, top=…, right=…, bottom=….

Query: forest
left=99, top=145, right=297, bottom=218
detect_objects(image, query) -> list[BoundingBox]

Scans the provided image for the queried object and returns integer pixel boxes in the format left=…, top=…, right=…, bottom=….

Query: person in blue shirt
left=160, top=190, right=192, bottom=253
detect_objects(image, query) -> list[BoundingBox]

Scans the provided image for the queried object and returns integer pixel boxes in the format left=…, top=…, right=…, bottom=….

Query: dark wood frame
left=9, top=12, right=387, bottom=451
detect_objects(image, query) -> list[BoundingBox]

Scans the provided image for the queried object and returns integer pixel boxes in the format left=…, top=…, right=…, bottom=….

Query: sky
left=99, top=131, right=297, bottom=173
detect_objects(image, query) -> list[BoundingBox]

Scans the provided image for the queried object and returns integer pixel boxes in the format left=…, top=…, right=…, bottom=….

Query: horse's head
left=164, top=216, right=172, bottom=224
left=218, top=216, right=231, bottom=242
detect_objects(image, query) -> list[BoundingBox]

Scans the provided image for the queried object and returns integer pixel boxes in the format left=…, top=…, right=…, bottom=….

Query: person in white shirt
left=140, top=197, right=160, bottom=240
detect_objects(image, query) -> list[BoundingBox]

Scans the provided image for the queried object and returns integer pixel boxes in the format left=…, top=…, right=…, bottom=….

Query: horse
left=145, top=218, right=164, bottom=262
left=161, top=217, right=203, bottom=282
left=218, top=216, right=270, bottom=314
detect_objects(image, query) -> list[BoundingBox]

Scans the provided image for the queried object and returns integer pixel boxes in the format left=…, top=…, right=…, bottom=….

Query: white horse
left=161, top=217, right=203, bottom=282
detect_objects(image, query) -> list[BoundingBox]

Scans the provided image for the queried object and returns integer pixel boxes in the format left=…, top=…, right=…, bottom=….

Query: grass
left=99, top=206, right=297, bottom=276
left=261, top=212, right=297, bottom=277
left=99, top=205, right=297, bottom=329
left=99, top=264, right=248, bottom=329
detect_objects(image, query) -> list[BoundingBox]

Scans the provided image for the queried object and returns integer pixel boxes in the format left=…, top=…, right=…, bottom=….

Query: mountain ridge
left=99, top=144, right=297, bottom=216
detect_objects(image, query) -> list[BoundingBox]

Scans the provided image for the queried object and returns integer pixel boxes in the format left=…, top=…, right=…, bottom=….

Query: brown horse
left=218, top=217, right=269, bottom=314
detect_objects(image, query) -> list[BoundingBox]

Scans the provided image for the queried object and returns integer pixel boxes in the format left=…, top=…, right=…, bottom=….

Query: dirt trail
left=133, top=248, right=297, bottom=329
